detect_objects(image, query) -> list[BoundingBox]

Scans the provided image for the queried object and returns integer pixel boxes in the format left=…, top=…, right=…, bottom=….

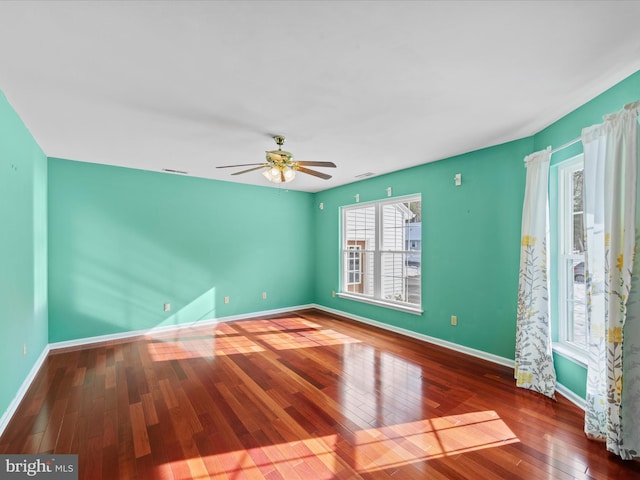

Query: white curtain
left=582, top=101, right=639, bottom=459
left=515, top=147, right=557, bottom=399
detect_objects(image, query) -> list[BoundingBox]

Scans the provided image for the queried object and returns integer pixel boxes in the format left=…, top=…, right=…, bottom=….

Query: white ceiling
left=1, top=1, right=640, bottom=192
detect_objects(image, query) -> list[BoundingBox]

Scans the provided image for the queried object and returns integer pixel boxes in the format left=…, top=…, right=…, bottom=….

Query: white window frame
left=554, top=154, right=587, bottom=365
left=338, top=194, right=422, bottom=315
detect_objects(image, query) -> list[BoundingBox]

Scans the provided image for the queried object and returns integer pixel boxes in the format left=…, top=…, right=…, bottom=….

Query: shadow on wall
left=49, top=202, right=225, bottom=342
left=47, top=159, right=315, bottom=344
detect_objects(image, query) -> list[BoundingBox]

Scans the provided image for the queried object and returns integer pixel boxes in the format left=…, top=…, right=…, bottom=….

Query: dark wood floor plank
left=37, top=397, right=67, bottom=452
left=84, top=435, right=104, bottom=480
left=116, top=394, right=137, bottom=479
left=130, top=402, right=151, bottom=458
left=2, top=309, right=640, bottom=479
left=101, top=443, right=120, bottom=479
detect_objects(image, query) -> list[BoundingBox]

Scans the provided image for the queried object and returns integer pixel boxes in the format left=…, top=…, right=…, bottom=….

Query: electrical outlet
left=262, top=292, right=267, bottom=300
left=164, top=303, right=171, bottom=312
left=224, top=296, right=229, bottom=304
left=23, top=343, right=27, bottom=356
left=332, top=290, right=336, bottom=298
left=451, top=315, right=457, bottom=326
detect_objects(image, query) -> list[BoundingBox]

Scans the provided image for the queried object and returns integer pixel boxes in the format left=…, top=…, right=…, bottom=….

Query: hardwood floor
left=2, top=309, right=639, bottom=479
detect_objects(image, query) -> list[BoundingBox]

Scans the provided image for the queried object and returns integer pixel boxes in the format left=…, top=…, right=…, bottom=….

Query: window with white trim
left=340, top=195, right=422, bottom=313
left=556, top=155, right=587, bottom=356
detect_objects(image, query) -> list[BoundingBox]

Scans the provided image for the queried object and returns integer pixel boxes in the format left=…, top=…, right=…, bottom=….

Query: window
left=556, top=155, right=587, bottom=358
left=340, top=195, right=422, bottom=313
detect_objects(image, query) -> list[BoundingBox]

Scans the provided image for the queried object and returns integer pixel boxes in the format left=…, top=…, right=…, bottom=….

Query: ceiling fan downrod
left=273, top=135, right=285, bottom=150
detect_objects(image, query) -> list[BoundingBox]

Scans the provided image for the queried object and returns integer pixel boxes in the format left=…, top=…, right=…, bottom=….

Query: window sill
left=552, top=342, right=588, bottom=368
left=337, top=292, right=423, bottom=315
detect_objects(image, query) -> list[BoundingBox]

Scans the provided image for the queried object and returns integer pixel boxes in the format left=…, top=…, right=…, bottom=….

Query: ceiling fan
left=217, top=135, right=336, bottom=183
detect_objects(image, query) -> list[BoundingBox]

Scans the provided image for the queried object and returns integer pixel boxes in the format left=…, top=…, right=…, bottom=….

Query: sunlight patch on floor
left=146, top=334, right=265, bottom=360
left=354, top=410, right=519, bottom=472
left=258, top=329, right=362, bottom=351
left=159, top=410, right=519, bottom=479
left=145, top=316, right=361, bottom=360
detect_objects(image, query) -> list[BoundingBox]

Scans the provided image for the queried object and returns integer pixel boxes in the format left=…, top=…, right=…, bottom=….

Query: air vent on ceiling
left=162, top=168, right=188, bottom=175
left=355, top=172, right=376, bottom=178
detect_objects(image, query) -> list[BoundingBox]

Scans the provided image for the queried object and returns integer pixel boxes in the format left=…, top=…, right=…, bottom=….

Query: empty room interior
left=2, top=2, right=640, bottom=479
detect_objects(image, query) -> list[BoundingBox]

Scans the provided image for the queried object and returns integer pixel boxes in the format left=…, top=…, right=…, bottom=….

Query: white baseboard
left=48, top=304, right=315, bottom=352
left=313, top=304, right=587, bottom=411
left=0, top=344, right=51, bottom=438
left=555, top=382, right=586, bottom=410
left=313, top=304, right=516, bottom=368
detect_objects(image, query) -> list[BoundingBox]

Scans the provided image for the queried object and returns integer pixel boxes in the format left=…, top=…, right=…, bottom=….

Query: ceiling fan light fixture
left=262, top=165, right=295, bottom=183
left=263, top=167, right=279, bottom=182
left=268, top=166, right=280, bottom=178
left=283, top=166, right=295, bottom=181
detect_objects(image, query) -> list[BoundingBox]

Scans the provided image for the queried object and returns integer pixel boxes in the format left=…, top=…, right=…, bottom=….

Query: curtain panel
left=582, top=101, right=639, bottom=459
left=515, top=148, right=557, bottom=399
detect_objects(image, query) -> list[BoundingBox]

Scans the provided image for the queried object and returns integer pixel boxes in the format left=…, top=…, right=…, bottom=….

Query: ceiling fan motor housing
left=266, top=150, right=294, bottom=168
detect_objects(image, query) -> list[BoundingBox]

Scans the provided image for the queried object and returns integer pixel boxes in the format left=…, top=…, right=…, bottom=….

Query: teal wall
left=48, top=159, right=315, bottom=342
left=0, top=92, right=48, bottom=421
left=553, top=352, right=587, bottom=399
left=314, top=138, right=534, bottom=360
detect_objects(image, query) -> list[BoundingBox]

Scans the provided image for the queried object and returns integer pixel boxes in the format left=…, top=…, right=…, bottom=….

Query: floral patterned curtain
left=582, top=101, right=639, bottom=459
left=515, top=147, right=557, bottom=399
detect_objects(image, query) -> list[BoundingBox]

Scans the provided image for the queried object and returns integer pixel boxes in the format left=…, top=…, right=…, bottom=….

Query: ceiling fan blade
left=295, top=161, right=337, bottom=168
left=232, top=165, right=268, bottom=175
left=296, top=166, right=332, bottom=180
left=217, top=163, right=265, bottom=169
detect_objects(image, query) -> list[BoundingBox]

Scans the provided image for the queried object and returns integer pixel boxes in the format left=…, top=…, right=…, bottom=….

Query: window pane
left=405, top=200, right=421, bottom=223
left=382, top=204, right=404, bottom=250
left=567, top=257, right=586, bottom=348
left=573, top=213, right=584, bottom=254
left=406, top=255, right=421, bottom=305
left=345, top=206, right=375, bottom=243
left=572, top=169, right=583, bottom=211
left=572, top=169, right=585, bottom=254
left=380, top=253, right=421, bottom=305
left=380, top=200, right=421, bottom=306
left=380, top=253, right=406, bottom=301
left=343, top=250, right=373, bottom=296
